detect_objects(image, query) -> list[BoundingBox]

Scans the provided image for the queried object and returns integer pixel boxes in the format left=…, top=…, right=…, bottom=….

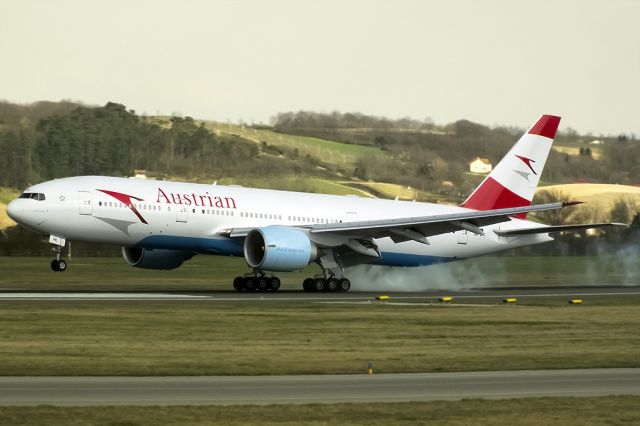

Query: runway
left=1, top=369, right=638, bottom=406
left=0, top=285, right=639, bottom=302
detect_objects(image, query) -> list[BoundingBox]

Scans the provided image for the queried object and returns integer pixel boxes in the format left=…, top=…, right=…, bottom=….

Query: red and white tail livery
left=461, top=115, right=561, bottom=217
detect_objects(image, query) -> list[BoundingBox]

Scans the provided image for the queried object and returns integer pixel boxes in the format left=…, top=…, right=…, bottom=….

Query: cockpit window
left=19, top=192, right=46, bottom=201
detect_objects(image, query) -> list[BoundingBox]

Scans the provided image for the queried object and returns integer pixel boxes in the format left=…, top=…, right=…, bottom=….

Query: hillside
left=0, top=188, right=19, bottom=230
left=537, top=184, right=640, bottom=222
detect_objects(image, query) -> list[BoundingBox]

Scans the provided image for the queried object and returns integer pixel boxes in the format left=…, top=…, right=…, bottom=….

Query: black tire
left=338, top=278, right=351, bottom=292
left=326, top=278, right=338, bottom=291
left=233, top=276, right=246, bottom=291
left=57, top=259, right=67, bottom=272
left=257, top=277, right=269, bottom=292
left=268, top=277, right=281, bottom=291
left=314, top=278, right=326, bottom=292
left=245, top=277, right=256, bottom=291
left=50, top=259, right=60, bottom=272
left=303, top=278, right=315, bottom=292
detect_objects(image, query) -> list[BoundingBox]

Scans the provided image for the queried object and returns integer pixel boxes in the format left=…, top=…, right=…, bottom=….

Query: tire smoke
left=347, top=258, right=505, bottom=292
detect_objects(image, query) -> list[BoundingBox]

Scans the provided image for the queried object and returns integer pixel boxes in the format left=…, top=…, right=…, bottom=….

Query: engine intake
left=122, top=247, right=193, bottom=270
left=244, top=226, right=317, bottom=271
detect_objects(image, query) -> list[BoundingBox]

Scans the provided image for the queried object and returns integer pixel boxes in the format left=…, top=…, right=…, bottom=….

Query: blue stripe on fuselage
left=134, top=235, right=453, bottom=267
left=376, top=252, right=454, bottom=267
left=135, top=235, right=244, bottom=256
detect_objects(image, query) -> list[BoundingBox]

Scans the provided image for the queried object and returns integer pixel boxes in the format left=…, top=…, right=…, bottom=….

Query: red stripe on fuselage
left=528, top=115, right=561, bottom=139
left=460, top=177, right=530, bottom=219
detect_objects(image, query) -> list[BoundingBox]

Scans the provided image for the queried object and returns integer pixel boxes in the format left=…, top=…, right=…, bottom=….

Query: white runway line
left=0, top=293, right=210, bottom=300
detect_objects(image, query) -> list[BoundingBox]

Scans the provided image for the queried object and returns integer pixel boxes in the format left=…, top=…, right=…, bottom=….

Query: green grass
left=0, top=299, right=638, bottom=376
left=216, top=176, right=373, bottom=197
left=202, top=121, right=387, bottom=167
left=0, top=256, right=320, bottom=289
left=0, top=397, right=638, bottom=425
left=0, top=255, right=637, bottom=290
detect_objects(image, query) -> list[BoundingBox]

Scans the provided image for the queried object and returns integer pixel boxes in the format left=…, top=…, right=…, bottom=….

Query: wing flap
left=494, top=223, right=627, bottom=237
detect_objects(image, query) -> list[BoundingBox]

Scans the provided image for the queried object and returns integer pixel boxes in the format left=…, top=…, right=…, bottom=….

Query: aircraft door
left=176, top=205, right=188, bottom=223
left=78, top=191, right=92, bottom=215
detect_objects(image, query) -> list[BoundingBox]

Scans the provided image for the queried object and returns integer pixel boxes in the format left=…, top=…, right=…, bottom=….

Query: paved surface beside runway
left=0, top=286, right=639, bottom=301
left=1, top=369, right=638, bottom=406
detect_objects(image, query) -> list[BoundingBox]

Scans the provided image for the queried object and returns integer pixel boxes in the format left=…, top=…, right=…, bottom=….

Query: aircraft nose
left=6, top=199, right=23, bottom=223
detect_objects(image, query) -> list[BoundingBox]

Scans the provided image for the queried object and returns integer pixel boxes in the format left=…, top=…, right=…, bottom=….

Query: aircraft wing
left=493, top=222, right=627, bottom=237
left=225, top=201, right=578, bottom=243
left=307, top=202, right=579, bottom=243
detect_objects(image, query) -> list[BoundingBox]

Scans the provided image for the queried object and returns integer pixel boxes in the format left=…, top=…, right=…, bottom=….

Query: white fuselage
left=8, top=176, right=552, bottom=268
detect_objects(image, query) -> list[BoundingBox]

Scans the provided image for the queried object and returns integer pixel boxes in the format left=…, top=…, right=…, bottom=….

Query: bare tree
left=531, top=189, right=574, bottom=225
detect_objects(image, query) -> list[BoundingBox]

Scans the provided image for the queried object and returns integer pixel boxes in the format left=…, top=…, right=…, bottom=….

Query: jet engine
left=244, top=226, right=318, bottom=271
left=121, top=247, right=193, bottom=270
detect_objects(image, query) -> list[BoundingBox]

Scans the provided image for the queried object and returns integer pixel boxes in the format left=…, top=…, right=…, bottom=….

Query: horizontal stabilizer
left=494, top=223, right=627, bottom=237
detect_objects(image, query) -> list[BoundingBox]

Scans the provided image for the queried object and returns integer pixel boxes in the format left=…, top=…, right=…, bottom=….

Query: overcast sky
left=1, top=0, right=638, bottom=135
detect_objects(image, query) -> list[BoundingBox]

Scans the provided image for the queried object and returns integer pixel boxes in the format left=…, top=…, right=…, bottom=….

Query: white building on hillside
left=469, top=157, right=492, bottom=174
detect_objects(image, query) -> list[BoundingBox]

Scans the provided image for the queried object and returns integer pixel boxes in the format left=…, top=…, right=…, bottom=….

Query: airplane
left=6, top=115, right=620, bottom=292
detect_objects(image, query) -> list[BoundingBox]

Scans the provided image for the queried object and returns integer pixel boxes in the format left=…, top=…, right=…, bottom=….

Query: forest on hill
left=0, top=101, right=314, bottom=189
left=272, top=111, right=640, bottom=195
left=1, top=101, right=639, bottom=199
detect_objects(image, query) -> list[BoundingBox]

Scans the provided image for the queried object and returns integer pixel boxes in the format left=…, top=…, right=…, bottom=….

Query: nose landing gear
left=49, top=235, right=68, bottom=272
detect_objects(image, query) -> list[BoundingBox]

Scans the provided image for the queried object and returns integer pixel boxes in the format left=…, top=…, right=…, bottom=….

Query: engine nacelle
left=121, top=247, right=193, bottom=270
left=244, top=226, right=317, bottom=271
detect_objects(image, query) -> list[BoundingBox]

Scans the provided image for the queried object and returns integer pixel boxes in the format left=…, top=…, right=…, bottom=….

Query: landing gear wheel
left=338, top=278, right=351, bottom=292
left=245, top=277, right=257, bottom=291
left=50, top=259, right=66, bottom=272
left=233, top=276, right=246, bottom=291
left=303, top=278, right=315, bottom=292
left=314, top=278, right=326, bottom=292
left=326, top=278, right=338, bottom=292
left=268, top=277, right=281, bottom=292
left=257, top=276, right=269, bottom=292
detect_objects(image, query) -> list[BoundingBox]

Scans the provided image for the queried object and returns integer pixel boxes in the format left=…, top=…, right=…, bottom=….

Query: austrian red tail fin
left=460, top=115, right=561, bottom=218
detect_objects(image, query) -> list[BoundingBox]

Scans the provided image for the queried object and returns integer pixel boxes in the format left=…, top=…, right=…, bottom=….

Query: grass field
left=0, top=255, right=638, bottom=290
left=537, top=183, right=640, bottom=221
left=216, top=176, right=374, bottom=198
left=0, top=296, right=638, bottom=376
left=1, top=396, right=638, bottom=426
left=201, top=121, right=388, bottom=167
left=0, top=204, right=15, bottom=230
left=0, top=187, right=19, bottom=230
left=552, top=144, right=603, bottom=159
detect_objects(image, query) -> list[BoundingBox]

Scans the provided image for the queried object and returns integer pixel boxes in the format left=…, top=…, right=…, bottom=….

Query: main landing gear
left=232, top=272, right=351, bottom=292
left=302, top=277, right=351, bottom=292
left=50, top=236, right=68, bottom=272
left=233, top=274, right=282, bottom=292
